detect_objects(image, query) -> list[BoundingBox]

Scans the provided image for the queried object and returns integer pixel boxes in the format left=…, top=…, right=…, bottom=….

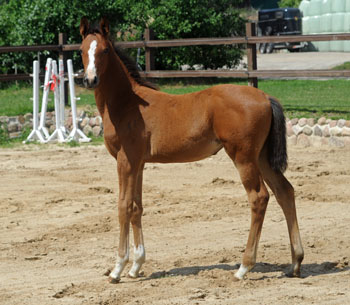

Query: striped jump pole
left=59, top=59, right=67, bottom=135
left=38, top=58, right=52, bottom=140
left=47, top=60, right=66, bottom=142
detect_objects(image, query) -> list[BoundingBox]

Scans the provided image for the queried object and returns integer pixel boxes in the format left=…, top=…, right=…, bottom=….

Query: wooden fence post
left=59, top=33, right=69, bottom=105
left=144, top=28, right=155, bottom=72
left=245, top=23, right=258, bottom=88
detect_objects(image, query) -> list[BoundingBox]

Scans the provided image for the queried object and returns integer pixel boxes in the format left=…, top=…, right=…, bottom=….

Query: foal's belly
left=145, top=138, right=223, bottom=163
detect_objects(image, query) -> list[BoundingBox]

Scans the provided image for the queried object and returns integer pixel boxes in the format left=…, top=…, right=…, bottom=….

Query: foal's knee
left=118, top=199, right=133, bottom=220
left=130, top=204, right=143, bottom=224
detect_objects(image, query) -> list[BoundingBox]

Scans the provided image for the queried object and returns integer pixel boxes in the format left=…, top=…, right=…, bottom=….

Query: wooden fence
left=1, top=23, right=350, bottom=88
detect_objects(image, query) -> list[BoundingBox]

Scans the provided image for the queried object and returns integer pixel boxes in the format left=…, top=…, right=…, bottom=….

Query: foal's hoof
left=127, top=273, right=138, bottom=279
left=108, top=276, right=121, bottom=284
left=232, top=276, right=241, bottom=282
left=128, top=271, right=144, bottom=279
left=103, top=269, right=112, bottom=276
left=285, top=266, right=301, bottom=278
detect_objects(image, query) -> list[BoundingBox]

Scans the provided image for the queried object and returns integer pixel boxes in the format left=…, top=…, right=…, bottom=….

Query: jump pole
left=38, top=58, right=52, bottom=139
left=58, top=59, right=67, bottom=135
left=47, top=60, right=66, bottom=142
left=24, top=60, right=46, bottom=143
left=66, top=59, right=91, bottom=142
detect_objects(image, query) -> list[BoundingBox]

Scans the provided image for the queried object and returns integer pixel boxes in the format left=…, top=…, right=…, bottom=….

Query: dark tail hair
left=267, top=97, right=288, bottom=173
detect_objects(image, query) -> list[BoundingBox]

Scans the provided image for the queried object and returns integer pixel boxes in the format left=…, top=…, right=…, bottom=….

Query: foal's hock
left=79, top=17, right=304, bottom=283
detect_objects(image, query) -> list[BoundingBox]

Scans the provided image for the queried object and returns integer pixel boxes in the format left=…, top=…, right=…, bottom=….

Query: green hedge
left=0, top=0, right=245, bottom=74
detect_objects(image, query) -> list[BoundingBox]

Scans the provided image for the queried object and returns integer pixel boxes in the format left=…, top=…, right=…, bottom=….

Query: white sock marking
left=129, top=245, right=146, bottom=278
left=110, top=235, right=130, bottom=280
left=234, top=264, right=249, bottom=280
left=110, top=251, right=129, bottom=280
left=87, top=40, right=97, bottom=79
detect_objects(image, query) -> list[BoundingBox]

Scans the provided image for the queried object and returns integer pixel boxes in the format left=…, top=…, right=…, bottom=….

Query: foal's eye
left=103, top=47, right=109, bottom=54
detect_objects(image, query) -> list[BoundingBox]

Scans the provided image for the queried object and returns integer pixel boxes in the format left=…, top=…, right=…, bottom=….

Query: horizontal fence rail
left=4, top=34, right=350, bottom=52
left=1, top=23, right=350, bottom=85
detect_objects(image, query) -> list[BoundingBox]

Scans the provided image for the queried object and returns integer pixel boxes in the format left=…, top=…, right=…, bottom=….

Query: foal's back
left=133, top=84, right=272, bottom=163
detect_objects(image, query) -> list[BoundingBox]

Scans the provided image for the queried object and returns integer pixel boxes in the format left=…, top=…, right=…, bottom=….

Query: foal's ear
left=99, top=17, right=110, bottom=37
left=80, top=17, right=90, bottom=38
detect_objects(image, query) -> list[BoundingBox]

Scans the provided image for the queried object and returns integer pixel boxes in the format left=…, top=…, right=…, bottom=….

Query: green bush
left=278, top=0, right=302, bottom=8
left=0, top=0, right=125, bottom=74
left=0, top=0, right=245, bottom=73
left=143, top=0, right=245, bottom=70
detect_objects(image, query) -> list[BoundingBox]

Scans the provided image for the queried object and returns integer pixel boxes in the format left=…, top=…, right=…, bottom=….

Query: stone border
left=0, top=110, right=103, bottom=140
left=286, top=117, right=350, bottom=147
left=1, top=113, right=350, bottom=147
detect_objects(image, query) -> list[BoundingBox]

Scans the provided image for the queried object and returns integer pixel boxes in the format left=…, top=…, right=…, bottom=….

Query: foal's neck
left=95, top=51, right=138, bottom=117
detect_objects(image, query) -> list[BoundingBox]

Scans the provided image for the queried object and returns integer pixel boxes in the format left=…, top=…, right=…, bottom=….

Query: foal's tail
left=266, top=97, right=287, bottom=173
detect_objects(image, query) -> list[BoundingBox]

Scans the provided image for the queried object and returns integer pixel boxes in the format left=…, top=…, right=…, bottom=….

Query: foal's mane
left=86, top=26, right=158, bottom=91
left=114, top=46, right=158, bottom=90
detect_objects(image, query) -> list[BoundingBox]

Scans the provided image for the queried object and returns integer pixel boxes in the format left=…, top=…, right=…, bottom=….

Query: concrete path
left=241, top=51, right=350, bottom=70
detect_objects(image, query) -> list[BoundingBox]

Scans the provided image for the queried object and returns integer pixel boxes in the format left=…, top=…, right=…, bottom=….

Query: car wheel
left=260, top=43, right=267, bottom=54
left=266, top=43, right=274, bottom=53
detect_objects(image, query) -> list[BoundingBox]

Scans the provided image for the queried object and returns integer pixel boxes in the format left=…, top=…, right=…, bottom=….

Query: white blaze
left=87, top=40, right=97, bottom=79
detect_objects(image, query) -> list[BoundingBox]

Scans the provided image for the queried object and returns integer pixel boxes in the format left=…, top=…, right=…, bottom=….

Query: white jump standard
left=59, top=59, right=67, bottom=135
left=24, top=60, right=46, bottom=143
left=25, top=57, right=91, bottom=143
left=47, top=60, right=66, bottom=143
left=66, top=59, right=91, bottom=143
left=38, top=58, right=52, bottom=140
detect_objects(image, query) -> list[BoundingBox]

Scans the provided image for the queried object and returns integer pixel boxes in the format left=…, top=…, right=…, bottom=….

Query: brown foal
left=79, top=17, right=304, bottom=283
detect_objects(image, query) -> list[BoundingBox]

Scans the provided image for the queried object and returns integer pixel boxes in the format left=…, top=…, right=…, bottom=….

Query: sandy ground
left=1, top=143, right=349, bottom=305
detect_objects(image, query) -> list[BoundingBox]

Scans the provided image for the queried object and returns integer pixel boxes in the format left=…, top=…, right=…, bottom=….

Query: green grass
left=161, top=79, right=350, bottom=120
left=258, top=79, right=350, bottom=120
left=0, top=84, right=55, bottom=116
left=1, top=79, right=349, bottom=119
left=332, top=62, right=350, bottom=70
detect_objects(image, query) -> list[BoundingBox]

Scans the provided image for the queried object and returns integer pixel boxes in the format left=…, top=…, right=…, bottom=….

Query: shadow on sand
left=147, top=261, right=349, bottom=281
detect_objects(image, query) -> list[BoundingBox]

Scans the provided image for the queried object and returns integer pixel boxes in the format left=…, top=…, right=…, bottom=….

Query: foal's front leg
left=128, top=163, right=145, bottom=278
left=109, top=155, right=140, bottom=283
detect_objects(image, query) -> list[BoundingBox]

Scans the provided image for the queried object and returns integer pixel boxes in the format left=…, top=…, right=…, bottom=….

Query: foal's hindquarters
left=210, top=92, right=303, bottom=280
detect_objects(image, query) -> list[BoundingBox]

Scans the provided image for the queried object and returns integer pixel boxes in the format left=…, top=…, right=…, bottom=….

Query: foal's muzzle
left=83, top=75, right=99, bottom=88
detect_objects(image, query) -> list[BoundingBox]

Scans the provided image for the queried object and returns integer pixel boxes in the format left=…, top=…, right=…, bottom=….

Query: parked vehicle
left=258, top=7, right=306, bottom=53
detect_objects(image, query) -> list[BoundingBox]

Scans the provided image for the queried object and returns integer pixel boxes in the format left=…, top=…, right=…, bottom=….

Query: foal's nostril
left=83, top=77, right=88, bottom=88
left=83, top=75, right=98, bottom=88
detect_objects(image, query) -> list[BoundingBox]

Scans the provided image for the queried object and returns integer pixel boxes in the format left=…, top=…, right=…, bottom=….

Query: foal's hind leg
left=128, top=163, right=146, bottom=278
left=229, top=154, right=270, bottom=280
left=259, top=152, right=304, bottom=277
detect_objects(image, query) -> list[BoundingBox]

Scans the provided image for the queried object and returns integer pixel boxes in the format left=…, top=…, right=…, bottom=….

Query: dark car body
left=258, top=7, right=305, bottom=53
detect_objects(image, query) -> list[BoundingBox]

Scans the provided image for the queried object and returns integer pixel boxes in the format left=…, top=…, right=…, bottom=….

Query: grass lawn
left=0, top=79, right=349, bottom=119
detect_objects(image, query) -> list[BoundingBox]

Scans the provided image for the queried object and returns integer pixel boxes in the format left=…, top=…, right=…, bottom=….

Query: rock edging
left=0, top=110, right=103, bottom=140
left=286, top=117, right=350, bottom=147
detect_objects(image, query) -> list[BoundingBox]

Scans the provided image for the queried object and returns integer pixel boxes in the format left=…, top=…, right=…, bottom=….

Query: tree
left=278, top=0, right=302, bottom=8
left=0, top=0, right=126, bottom=74
left=124, top=0, right=246, bottom=70
left=0, top=0, right=246, bottom=74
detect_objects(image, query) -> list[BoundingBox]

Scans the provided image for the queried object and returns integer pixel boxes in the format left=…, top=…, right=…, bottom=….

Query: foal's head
left=80, top=17, right=112, bottom=88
